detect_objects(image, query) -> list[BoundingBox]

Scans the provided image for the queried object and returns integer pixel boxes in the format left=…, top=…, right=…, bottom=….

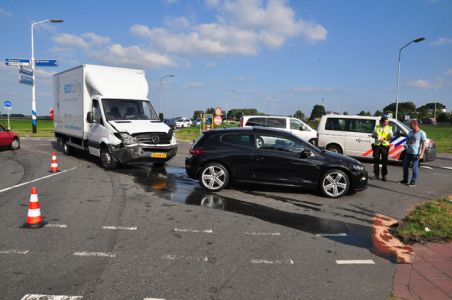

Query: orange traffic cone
left=22, top=187, right=45, bottom=228
left=50, top=151, right=60, bottom=173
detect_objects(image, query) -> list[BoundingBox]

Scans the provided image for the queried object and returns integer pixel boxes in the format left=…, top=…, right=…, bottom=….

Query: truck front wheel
left=100, top=146, right=118, bottom=169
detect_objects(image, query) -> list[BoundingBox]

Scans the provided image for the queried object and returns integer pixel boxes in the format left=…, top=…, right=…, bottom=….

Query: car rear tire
left=326, top=144, right=343, bottom=154
left=320, top=169, right=350, bottom=198
left=10, top=138, right=20, bottom=150
left=199, top=163, right=229, bottom=192
left=62, top=140, right=73, bottom=155
left=100, top=146, right=118, bottom=169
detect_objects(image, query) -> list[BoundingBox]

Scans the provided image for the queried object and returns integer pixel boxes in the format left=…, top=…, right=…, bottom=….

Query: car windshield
left=102, top=99, right=159, bottom=121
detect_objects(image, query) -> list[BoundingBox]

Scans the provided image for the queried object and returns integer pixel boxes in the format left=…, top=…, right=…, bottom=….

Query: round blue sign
left=4, top=100, right=12, bottom=107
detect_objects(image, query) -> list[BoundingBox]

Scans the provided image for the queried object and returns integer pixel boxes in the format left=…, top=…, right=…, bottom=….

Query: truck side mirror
left=159, top=113, right=164, bottom=121
left=87, top=112, right=94, bottom=123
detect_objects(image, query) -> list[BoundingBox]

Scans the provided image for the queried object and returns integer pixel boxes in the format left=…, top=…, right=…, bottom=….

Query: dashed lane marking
left=0, top=249, right=29, bottom=255
left=45, top=224, right=68, bottom=228
left=102, top=226, right=138, bottom=231
left=174, top=228, right=213, bottom=233
left=250, top=259, right=294, bottom=265
left=245, top=232, right=281, bottom=236
left=441, top=166, right=452, bottom=170
left=0, top=167, right=77, bottom=193
left=336, top=259, right=375, bottom=265
left=315, top=233, right=348, bottom=237
left=21, top=295, right=82, bottom=300
left=143, top=298, right=166, bottom=300
left=420, top=166, right=433, bottom=170
left=161, top=254, right=209, bottom=262
left=73, top=251, right=116, bottom=258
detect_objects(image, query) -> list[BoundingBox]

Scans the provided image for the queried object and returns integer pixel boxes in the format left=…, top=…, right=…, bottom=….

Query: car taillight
left=190, top=148, right=206, bottom=156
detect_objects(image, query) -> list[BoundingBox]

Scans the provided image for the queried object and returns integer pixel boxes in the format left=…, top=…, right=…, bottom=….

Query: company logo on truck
left=63, top=81, right=82, bottom=96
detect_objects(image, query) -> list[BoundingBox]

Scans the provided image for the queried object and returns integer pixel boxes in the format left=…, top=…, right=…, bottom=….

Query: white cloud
left=131, top=0, right=327, bottom=57
left=405, top=79, right=440, bottom=89
left=0, top=8, right=14, bottom=17
left=445, top=69, right=452, bottom=76
left=53, top=32, right=110, bottom=49
left=292, top=86, right=334, bottom=94
left=205, top=0, right=221, bottom=8
left=93, top=44, right=176, bottom=69
left=81, top=32, right=111, bottom=46
left=430, top=37, right=452, bottom=46
left=165, top=16, right=191, bottom=29
left=184, top=82, right=205, bottom=89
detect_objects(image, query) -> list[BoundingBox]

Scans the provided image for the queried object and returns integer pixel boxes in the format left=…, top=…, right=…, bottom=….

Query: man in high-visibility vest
left=371, top=116, right=393, bottom=181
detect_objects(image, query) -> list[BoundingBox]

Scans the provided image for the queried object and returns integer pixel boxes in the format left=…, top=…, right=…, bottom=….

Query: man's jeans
left=403, top=153, right=419, bottom=183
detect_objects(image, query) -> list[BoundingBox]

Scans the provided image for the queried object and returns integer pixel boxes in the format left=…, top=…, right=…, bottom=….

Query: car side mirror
left=159, top=113, right=164, bottom=121
left=300, top=149, right=312, bottom=159
left=87, top=112, right=94, bottom=123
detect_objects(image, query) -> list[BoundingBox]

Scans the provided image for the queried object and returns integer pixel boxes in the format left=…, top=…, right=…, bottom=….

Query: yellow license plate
left=151, top=152, right=167, bottom=158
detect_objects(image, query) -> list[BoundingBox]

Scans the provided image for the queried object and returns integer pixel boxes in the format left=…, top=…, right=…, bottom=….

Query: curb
left=371, top=214, right=414, bottom=264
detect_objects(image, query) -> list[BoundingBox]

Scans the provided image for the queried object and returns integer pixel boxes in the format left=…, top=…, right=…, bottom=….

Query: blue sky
left=1, top=0, right=451, bottom=118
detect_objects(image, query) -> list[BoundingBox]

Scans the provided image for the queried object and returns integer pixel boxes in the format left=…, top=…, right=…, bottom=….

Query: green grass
left=422, top=124, right=452, bottom=153
left=394, top=198, right=452, bottom=243
left=0, top=118, right=54, bottom=137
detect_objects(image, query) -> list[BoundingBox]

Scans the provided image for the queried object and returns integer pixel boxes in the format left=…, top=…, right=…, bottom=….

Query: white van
left=240, top=115, right=317, bottom=144
left=53, top=64, right=177, bottom=169
left=317, top=115, right=436, bottom=161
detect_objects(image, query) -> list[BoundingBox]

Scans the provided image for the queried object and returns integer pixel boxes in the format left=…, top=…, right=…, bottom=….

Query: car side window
left=255, top=134, right=306, bottom=153
left=221, top=134, right=255, bottom=148
left=349, top=119, right=375, bottom=133
left=246, top=117, right=266, bottom=126
left=266, top=118, right=286, bottom=128
left=0, top=126, right=4, bottom=132
left=290, top=119, right=306, bottom=130
left=325, top=118, right=347, bottom=131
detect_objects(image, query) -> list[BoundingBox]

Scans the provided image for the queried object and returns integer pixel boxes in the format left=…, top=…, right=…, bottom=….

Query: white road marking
left=245, top=232, right=281, bottom=236
left=73, top=251, right=116, bottom=258
left=315, top=233, right=348, bottom=237
left=250, top=259, right=294, bottom=265
left=174, top=228, right=213, bottom=233
left=45, top=224, right=68, bottom=228
left=441, top=166, right=452, bottom=170
left=0, top=167, right=77, bottom=193
left=143, top=298, right=166, bottom=300
left=0, top=249, right=29, bottom=255
left=161, top=254, right=209, bottom=262
left=102, top=226, right=137, bottom=231
left=21, top=295, right=82, bottom=300
left=420, top=166, right=433, bottom=170
left=336, top=259, right=375, bottom=265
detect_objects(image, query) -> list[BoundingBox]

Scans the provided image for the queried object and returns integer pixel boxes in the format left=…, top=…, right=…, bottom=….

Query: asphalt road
left=0, top=138, right=451, bottom=300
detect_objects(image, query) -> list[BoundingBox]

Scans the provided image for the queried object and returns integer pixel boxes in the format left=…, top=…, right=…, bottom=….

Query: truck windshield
left=102, top=99, right=159, bottom=121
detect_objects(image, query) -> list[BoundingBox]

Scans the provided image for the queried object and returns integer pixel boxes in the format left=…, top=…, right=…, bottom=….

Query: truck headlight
left=119, top=133, right=138, bottom=145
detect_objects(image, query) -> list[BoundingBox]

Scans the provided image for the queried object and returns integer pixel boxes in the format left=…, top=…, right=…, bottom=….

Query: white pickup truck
left=53, top=64, right=177, bottom=168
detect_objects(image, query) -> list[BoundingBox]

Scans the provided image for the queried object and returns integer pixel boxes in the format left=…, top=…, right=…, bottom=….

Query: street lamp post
left=395, top=37, right=425, bottom=121
left=159, top=74, right=174, bottom=116
left=31, top=19, right=63, bottom=133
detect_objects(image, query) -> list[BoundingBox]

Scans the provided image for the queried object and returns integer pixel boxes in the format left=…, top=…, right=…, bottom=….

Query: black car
left=185, top=127, right=368, bottom=198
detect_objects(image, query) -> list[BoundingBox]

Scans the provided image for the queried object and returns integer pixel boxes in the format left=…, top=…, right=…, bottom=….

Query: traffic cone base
left=49, top=151, right=60, bottom=173
left=21, top=187, right=46, bottom=229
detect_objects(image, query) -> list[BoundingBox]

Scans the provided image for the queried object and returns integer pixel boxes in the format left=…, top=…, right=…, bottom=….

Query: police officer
left=371, top=116, right=393, bottom=181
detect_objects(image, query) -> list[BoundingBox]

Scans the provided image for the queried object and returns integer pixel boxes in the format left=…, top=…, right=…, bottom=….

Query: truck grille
left=133, top=132, right=172, bottom=145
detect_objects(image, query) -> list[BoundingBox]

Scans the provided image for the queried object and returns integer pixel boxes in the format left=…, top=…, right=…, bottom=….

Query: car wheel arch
left=325, top=143, right=343, bottom=154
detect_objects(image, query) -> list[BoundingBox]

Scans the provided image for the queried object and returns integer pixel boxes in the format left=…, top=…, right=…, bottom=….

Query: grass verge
left=422, top=124, right=452, bottom=153
left=394, top=198, right=452, bottom=243
left=0, top=118, right=54, bottom=138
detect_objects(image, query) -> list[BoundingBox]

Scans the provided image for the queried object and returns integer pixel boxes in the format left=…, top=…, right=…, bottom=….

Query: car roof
left=203, top=126, right=292, bottom=136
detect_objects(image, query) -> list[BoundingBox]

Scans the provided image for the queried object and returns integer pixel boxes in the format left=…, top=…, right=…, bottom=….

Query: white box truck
left=53, top=64, right=177, bottom=169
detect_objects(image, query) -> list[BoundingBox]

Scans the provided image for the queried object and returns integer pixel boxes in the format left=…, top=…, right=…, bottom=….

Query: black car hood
left=321, top=150, right=361, bottom=166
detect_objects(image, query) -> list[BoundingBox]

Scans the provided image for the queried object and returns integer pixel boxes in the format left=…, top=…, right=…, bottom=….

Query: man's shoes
left=408, top=181, right=416, bottom=187
left=399, top=180, right=408, bottom=185
left=370, top=175, right=379, bottom=180
left=382, top=176, right=386, bottom=182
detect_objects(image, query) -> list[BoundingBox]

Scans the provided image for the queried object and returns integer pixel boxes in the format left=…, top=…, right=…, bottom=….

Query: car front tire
left=199, top=162, right=229, bottom=192
left=320, top=169, right=350, bottom=198
left=10, top=138, right=20, bottom=150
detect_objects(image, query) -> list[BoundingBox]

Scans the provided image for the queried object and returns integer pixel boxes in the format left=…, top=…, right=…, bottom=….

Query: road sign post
left=3, top=100, right=12, bottom=130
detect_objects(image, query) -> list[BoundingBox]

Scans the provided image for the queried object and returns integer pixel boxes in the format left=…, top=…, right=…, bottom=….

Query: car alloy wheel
left=200, top=163, right=229, bottom=192
left=10, top=138, right=20, bottom=150
left=321, top=169, right=349, bottom=198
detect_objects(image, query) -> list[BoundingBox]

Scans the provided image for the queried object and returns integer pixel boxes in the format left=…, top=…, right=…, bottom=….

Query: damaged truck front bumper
left=109, top=143, right=178, bottom=164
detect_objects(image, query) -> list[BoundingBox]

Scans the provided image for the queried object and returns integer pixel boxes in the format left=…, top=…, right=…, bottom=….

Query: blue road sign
left=4, top=100, right=12, bottom=108
left=35, top=59, right=58, bottom=67
left=19, top=66, right=33, bottom=76
left=5, top=58, right=31, bottom=66
left=19, top=75, right=33, bottom=86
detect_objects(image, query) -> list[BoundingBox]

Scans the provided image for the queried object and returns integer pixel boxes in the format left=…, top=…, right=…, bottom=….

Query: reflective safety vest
left=374, top=125, right=392, bottom=147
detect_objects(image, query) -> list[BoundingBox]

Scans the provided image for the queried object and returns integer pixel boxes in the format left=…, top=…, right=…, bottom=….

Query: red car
left=0, top=125, right=20, bottom=150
